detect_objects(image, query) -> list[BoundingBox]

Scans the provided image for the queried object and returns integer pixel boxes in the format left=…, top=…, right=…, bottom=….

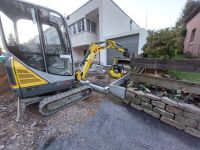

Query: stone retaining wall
left=125, top=88, right=200, bottom=138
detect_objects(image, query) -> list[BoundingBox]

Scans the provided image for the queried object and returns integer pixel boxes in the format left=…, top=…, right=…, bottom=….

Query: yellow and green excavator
left=0, top=0, right=129, bottom=115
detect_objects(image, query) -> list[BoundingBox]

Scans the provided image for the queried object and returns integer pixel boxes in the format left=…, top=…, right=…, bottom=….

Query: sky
left=0, top=0, right=187, bottom=48
left=25, top=0, right=187, bottom=30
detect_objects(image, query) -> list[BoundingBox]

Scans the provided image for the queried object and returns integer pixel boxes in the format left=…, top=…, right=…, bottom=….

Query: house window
left=91, top=21, right=97, bottom=33
left=77, top=21, right=82, bottom=32
left=73, top=25, right=76, bottom=34
left=86, top=19, right=90, bottom=31
left=77, top=19, right=85, bottom=33
left=82, top=19, right=85, bottom=31
left=190, top=28, right=196, bottom=44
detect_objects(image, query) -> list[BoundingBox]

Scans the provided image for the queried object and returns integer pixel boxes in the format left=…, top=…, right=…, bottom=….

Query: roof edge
left=185, top=6, right=200, bottom=23
left=67, top=0, right=140, bottom=28
left=68, top=0, right=93, bottom=17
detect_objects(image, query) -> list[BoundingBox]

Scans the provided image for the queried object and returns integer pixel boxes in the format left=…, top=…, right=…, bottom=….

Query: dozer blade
left=39, top=85, right=92, bottom=115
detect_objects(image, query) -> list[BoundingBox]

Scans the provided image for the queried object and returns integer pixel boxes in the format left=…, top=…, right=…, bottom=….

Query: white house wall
left=100, top=0, right=140, bottom=65
left=67, top=0, right=101, bottom=26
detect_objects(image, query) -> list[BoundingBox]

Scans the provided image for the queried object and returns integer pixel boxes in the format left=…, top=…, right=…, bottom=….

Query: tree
left=143, top=28, right=181, bottom=58
left=176, top=0, right=200, bottom=27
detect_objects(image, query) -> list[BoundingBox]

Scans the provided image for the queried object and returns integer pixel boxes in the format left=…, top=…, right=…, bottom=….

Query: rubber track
left=39, top=85, right=92, bottom=115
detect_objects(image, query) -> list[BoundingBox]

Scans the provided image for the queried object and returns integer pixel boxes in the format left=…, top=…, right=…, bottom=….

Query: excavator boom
left=76, top=40, right=129, bottom=81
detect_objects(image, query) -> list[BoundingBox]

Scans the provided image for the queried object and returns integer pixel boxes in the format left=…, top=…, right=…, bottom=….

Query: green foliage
left=143, top=28, right=182, bottom=58
left=169, top=70, right=200, bottom=83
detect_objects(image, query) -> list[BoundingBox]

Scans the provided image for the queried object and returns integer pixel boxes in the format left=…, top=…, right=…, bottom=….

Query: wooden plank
left=130, top=58, right=200, bottom=73
left=130, top=73, right=200, bottom=95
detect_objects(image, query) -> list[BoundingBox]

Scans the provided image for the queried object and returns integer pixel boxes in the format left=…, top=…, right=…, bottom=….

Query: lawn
left=168, top=54, right=200, bottom=83
left=169, top=70, right=200, bottom=83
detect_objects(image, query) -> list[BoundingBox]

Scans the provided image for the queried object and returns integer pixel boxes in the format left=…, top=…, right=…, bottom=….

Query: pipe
left=80, top=80, right=109, bottom=94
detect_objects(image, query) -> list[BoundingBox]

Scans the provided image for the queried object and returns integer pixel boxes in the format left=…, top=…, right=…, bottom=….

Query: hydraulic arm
left=75, top=40, right=129, bottom=81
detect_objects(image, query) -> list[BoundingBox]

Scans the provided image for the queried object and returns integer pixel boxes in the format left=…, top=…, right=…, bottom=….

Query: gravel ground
left=0, top=90, right=107, bottom=150
left=1, top=71, right=200, bottom=150
left=44, top=96, right=200, bottom=150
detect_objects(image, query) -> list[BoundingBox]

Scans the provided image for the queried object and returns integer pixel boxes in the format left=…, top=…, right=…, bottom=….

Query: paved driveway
left=44, top=96, right=200, bottom=150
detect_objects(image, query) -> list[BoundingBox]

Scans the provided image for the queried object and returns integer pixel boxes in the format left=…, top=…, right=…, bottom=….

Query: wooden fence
left=130, top=58, right=200, bottom=73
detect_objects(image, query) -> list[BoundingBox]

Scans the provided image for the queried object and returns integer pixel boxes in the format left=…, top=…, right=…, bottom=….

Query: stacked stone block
left=125, top=88, right=200, bottom=138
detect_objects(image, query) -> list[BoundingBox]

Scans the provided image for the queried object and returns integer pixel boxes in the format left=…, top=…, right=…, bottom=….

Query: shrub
left=143, top=28, right=182, bottom=58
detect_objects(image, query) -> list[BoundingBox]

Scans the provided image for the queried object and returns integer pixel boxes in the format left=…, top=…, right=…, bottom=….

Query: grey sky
left=26, top=0, right=187, bottom=30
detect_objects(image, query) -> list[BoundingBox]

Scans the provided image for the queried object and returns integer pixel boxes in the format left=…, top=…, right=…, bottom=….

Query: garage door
left=107, top=34, right=139, bottom=65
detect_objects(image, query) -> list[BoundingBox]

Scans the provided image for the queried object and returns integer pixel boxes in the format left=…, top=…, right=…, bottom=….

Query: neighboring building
left=66, top=0, right=148, bottom=65
left=184, top=6, right=200, bottom=57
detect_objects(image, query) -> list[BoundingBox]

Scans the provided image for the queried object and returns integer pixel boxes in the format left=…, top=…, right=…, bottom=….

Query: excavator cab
left=0, top=0, right=74, bottom=98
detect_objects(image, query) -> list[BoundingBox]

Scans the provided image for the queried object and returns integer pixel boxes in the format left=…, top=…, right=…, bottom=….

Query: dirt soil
left=0, top=71, right=115, bottom=150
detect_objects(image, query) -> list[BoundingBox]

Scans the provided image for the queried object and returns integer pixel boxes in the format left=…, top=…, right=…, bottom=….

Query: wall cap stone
left=161, top=97, right=178, bottom=107
left=178, top=102, right=200, bottom=115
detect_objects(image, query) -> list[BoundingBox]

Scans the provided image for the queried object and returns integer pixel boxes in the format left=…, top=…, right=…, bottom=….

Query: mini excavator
left=0, top=0, right=129, bottom=115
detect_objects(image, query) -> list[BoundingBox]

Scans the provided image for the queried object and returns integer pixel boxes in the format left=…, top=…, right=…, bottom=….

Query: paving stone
left=137, top=95, right=151, bottom=103
left=185, top=127, right=200, bottom=138
left=145, top=93, right=161, bottom=101
left=153, top=107, right=174, bottom=119
left=130, top=103, right=142, bottom=111
left=166, top=105, right=183, bottom=115
left=143, top=108, right=160, bottom=119
left=175, top=115, right=198, bottom=128
left=178, top=102, right=200, bottom=115
left=161, top=97, right=178, bottom=107
left=141, top=102, right=152, bottom=110
left=160, top=116, right=185, bottom=130
left=183, top=111, right=200, bottom=122
left=151, top=100, right=165, bottom=109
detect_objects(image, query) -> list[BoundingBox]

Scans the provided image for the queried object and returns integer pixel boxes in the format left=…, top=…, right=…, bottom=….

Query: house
left=184, top=6, right=200, bottom=57
left=66, top=0, right=148, bottom=65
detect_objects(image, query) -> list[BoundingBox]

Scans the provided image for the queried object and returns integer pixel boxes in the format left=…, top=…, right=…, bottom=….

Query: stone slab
left=130, top=103, right=142, bottom=111
left=183, top=111, right=200, bottom=122
left=178, top=102, right=200, bottom=115
left=175, top=116, right=198, bottom=128
left=126, top=92, right=140, bottom=105
left=185, top=127, right=200, bottom=138
left=137, top=95, right=151, bottom=103
left=124, top=99, right=130, bottom=104
left=143, top=108, right=160, bottom=119
left=161, top=116, right=185, bottom=130
left=197, top=123, right=200, bottom=131
left=166, top=105, right=183, bottom=115
left=141, top=102, right=152, bottom=110
left=145, top=93, right=161, bottom=101
left=161, top=97, right=178, bottom=107
left=153, top=107, right=174, bottom=119
left=151, top=100, right=165, bottom=109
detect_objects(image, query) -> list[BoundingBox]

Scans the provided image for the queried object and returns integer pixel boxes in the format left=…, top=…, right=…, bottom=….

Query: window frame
left=189, top=28, right=196, bottom=45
